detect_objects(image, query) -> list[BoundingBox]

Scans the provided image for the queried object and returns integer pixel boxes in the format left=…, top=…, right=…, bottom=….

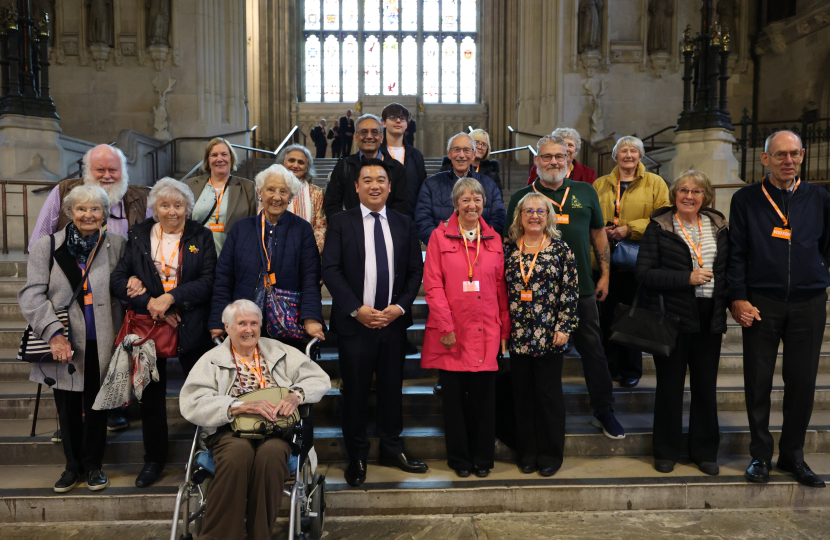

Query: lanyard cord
left=533, top=183, right=569, bottom=214
left=232, top=344, right=266, bottom=389
left=519, top=235, right=546, bottom=287
left=157, top=226, right=181, bottom=278
left=761, top=179, right=800, bottom=227
left=676, top=214, right=704, bottom=267
left=208, top=178, right=227, bottom=224
left=260, top=213, right=272, bottom=285
left=460, top=222, right=481, bottom=282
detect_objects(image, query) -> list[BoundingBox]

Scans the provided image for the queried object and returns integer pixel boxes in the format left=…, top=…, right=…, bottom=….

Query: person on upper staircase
left=379, top=102, right=426, bottom=219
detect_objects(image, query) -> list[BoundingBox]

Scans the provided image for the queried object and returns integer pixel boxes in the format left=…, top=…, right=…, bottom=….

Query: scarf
left=289, top=180, right=312, bottom=222
left=65, top=220, right=104, bottom=263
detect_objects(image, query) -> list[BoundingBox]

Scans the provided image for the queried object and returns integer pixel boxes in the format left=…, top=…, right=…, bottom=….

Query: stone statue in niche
left=577, top=0, right=604, bottom=53
left=146, top=0, right=170, bottom=47
left=87, top=0, right=112, bottom=46
left=152, top=76, right=176, bottom=141
left=716, top=0, right=738, bottom=52
left=583, top=80, right=605, bottom=143
left=647, top=0, right=674, bottom=54
left=31, top=0, right=55, bottom=46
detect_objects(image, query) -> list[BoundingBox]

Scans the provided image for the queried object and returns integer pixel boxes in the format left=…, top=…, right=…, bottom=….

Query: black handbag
left=609, top=284, right=680, bottom=357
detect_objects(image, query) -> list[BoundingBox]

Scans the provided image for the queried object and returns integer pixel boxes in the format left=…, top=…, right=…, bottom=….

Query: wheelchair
left=170, top=339, right=326, bottom=540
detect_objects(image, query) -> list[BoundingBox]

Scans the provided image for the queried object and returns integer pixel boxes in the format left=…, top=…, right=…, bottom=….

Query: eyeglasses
left=677, top=188, right=705, bottom=197
left=386, top=114, right=407, bottom=122
left=538, top=154, right=567, bottom=163
left=450, top=147, right=475, bottom=155
left=358, top=129, right=381, bottom=137
left=522, top=209, right=548, bottom=216
left=475, top=142, right=489, bottom=149
left=766, top=150, right=804, bottom=162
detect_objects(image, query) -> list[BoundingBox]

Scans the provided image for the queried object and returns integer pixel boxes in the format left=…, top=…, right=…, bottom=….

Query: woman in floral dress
left=503, top=192, right=579, bottom=477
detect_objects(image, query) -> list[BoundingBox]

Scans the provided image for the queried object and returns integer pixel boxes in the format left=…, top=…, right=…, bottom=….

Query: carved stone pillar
left=480, top=0, right=519, bottom=152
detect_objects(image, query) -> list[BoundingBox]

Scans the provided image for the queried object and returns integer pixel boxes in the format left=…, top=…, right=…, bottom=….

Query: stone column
left=0, top=115, right=62, bottom=181
left=480, top=0, right=520, bottom=152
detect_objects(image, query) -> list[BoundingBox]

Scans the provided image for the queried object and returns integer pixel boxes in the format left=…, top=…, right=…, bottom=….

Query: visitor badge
left=556, top=214, right=569, bottom=224
left=83, top=293, right=93, bottom=305
left=613, top=217, right=619, bottom=225
left=462, top=281, right=480, bottom=292
left=771, top=227, right=791, bottom=240
left=521, top=290, right=532, bottom=301
left=209, top=223, right=225, bottom=233
left=162, top=280, right=176, bottom=292
left=269, top=273, right=276, bottom=285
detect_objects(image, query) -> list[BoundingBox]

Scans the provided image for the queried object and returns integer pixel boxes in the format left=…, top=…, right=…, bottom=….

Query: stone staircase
left=2, top=256, right=830, bottom=526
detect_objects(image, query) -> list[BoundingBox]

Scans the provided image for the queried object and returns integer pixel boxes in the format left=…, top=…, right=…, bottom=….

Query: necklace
left=523, top=238, right=544, bottom=248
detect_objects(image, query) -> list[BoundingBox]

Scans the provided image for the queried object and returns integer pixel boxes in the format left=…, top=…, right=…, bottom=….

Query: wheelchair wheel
left=308, top=473, right=326, bottom=540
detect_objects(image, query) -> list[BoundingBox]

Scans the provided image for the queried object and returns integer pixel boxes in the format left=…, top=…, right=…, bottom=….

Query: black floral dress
left=504, top=238, right=579, bottom=356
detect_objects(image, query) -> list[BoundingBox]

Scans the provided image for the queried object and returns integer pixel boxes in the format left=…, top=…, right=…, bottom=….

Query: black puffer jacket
left=635, top=206, right=730, bottom=334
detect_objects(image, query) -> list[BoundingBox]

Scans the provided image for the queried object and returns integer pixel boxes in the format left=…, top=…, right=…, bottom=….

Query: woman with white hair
left=209, top=164, right=325, bottom=351
left=593, top=135, right=670, bottom=388
left=526, top=127, right=597, bottom=186
left=20, top=185, right=126, bottom=493
left=275, top=144, right=327, bottom=253
left=111, top=177, right=218, bottom=489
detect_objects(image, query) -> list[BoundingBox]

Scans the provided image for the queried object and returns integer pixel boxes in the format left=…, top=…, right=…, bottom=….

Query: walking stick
left=30, top=383, right=42, bottom=437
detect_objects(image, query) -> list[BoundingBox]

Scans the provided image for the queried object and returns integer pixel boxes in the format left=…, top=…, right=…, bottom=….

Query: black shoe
left=54, top=470, right=80, bottom=493
left=135, top=462, right=162, bottom=488
left=433, top=382, right=442, bottom=395
left=51, top=429, right=62, bottom=443
left=405, top=340, right=419, bottom=356
left=745, top=459, right=771, bottom=483
left=379, top=453, right=428, bottom=474
left=538, top=466, right=559, bottom=477
left=473, top=467, right=490, bottom=478
left=344, top=459, right=367, bottom=487
left=654, top=459, right=675, bottom=473
left=619, top=378, right=640, bottom=388
left=519, top=463, right=536, bottom=474
left=777, top=459, right=826, bottom=488
left=106, top=410, right=129, bottom=431
left=87, top=469, right=109, bottom=491
left=454, top=468, right=471, bottom=478
left=697, top=462, right=720, bottom=476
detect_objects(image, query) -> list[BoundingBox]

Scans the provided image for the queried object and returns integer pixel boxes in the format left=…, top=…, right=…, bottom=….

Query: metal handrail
left=508, top=126, right=545, bottom=139
left=0, top=179, right=60, bottom=254
left=275, top=126, right=299, bottom=155
left=148, top=126, right=259, bottom=182
left=641, top=125, right=676, bottom=150
left=491, top=145, right=537, bottom=156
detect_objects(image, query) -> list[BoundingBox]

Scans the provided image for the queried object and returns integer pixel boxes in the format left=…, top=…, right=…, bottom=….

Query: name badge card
left=520, top=290, right=532, bottom=301
left=462, top=281, right=480, bottom=292
left=269, top=273, right=276, bottom=285
left=556, top=214, right=569, bottom=225
left=209, top=223, right=225, bottom=233
left=84, top=293, right=93, bottom=305
left=772, top=227, right=791, bottom=240
left=162, top=280, right=176, bottom=292
left=613, top=217, right=619, bottom=225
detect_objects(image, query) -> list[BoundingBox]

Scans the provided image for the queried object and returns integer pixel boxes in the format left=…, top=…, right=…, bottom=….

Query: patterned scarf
left=65, top=220, right=104, bottom=263
left=289, top=180, right=312, bottom=222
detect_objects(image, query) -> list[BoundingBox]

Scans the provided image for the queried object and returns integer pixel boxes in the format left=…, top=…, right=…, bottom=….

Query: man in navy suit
left=322, top=158, right=427, bottom=486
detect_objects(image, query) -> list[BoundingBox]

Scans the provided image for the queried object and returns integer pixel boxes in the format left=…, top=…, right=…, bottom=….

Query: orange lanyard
left=208, top=178, right=227, bottom=224
left=232, top=345, right=266, bottom=389
left=615, top=179, right=623, bottom=218
left=74, top=229, right=103, bottom=304
left=533, top=183, right=569, bottom=214
left=460, top=222, right=481, bottom=282
left=676, top=214, right=704, bottom=267
left=761, top=179, right=800, bottom=227
left=519, top=235, right=546, bottom=287
left=157, top=226, right=181, bottom=278
left=260, top=213, right=276, bottom=287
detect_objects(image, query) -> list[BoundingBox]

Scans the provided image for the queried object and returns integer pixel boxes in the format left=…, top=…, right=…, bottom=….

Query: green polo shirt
left=504, top=178, right=604, bottom=297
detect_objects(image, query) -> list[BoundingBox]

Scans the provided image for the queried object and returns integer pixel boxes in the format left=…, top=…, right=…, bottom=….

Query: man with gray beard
left=29, top=144, right=152, bottom=434
left=504, top=134, right=624, bottom=440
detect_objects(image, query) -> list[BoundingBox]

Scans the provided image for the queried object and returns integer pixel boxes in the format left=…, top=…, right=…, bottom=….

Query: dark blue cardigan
left=208, top=211, right=323, bottom=330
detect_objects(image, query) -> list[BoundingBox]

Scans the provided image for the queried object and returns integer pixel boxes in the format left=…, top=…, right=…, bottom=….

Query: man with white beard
left=29, top=144, right=152, bottom=434
left=504, top=134, right=625, bottom=440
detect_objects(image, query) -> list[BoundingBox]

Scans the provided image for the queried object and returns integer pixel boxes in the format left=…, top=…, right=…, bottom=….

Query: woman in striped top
left=635, top=170, right=730, bottom=476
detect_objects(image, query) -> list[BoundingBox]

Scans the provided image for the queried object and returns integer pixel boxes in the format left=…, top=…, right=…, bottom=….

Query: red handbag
left=115, top=308, right=179, bottom=358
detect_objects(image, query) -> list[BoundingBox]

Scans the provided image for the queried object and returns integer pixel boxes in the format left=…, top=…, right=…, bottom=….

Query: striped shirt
left=672, top=214, right=718, bottom=298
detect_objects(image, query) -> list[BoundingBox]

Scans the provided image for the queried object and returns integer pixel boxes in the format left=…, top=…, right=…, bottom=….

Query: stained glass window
left=401, top=36, right=418, bottom=95
left=303, top=0, right=478, bottom=103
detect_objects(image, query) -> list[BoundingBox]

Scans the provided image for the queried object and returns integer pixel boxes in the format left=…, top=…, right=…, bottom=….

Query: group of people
left=311, top=108, right=418, bottom=159
left=18, top=107, right=830, bottom=538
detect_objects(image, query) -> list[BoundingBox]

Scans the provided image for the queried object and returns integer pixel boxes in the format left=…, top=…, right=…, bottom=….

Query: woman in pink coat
left=421, top=177, right=510, bottom=478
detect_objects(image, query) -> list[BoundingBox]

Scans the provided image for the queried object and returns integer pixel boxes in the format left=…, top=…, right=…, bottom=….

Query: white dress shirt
left=351, top=204, right=405, bottom=316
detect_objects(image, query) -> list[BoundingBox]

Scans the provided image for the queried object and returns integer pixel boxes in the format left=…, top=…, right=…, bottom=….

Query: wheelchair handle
left=305, top=337, right=319, bottom=358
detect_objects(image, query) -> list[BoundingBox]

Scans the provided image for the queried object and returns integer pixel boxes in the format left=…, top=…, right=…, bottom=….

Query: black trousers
left=571, top=293, right=615, bottom=414
left=315, top=144, right=327, bottom=159
left=178, top=342, right=215, bottom=377
left=331, top=144, right=341, bottom=159
left=341, top=137, right=353, bottom=157
left=742, top=291, right=827, bottom=464
left=53, top=339, right=107, bottom=474
left=511, top=352, right=565, bottom=470
left=652, top=298, right=722, bottom=464
left=140, top=357, right=168, bottom=466
left=440, top=369, right=496, bottom=470
left=337, top=325, right=406, bottom=461
left=599, top=270, right=643, bottom=380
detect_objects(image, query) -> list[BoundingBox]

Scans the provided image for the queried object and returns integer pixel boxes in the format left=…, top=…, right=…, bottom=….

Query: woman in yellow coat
left=593, top=136, right=669, bottom=388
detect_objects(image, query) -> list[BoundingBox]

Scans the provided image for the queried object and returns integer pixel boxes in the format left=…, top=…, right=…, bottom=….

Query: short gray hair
left=355, top=113, right=383, bottom=132
left=82, top=145, right=130, bottom=185
left=221, top=299, right=262, bottom=327
left=148, top=177, right=196, bottom=218
left=537, top=134, right=568, bottom=154
left=611, top=136, right=645, bottom=161
left=255, top=164, right=303, bottom=197
left=447, top=133, right=475, bottom=153
left=451, top=177, right=486, bottom=208
left=764, top=130, right=802, bottom=153
left=62, top=185, right=111, bottom=220
left=275, top=144, right=316, bottom=185
left=551, top=127, right=582, bottom=155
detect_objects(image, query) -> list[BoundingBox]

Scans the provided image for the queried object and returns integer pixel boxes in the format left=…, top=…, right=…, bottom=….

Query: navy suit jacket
left=322, top=206, right=424, bottom=336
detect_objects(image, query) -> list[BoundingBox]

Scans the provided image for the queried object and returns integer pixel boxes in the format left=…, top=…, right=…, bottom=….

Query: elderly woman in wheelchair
left=178, top=299, right=331, bottom=540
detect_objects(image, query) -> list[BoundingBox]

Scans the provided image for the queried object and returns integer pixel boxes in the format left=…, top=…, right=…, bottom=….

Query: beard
left=537, top=165, right=567, bottom=184
left=84, top=173, right=128, bottom=205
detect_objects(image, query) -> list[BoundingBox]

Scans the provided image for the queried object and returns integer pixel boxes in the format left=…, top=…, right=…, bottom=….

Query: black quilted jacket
left=635, top=206, right=730, bottom=334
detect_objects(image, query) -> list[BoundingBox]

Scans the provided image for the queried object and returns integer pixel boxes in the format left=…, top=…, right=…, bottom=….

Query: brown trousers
left=200, top=431, right=291, bottom=540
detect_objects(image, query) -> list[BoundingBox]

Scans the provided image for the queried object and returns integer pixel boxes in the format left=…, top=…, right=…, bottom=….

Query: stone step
left=1, top=455, right=830, bottom=523
left=3, top=409, right=830, bottom=465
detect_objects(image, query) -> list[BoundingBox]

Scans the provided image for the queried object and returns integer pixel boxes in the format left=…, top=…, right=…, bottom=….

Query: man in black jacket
left=339, top=109, right=355, bottom=157
left=323, top=113, right=409, bottom=219
left=310, top=118, right=327, bottom=158
left=322, top=158, right=427, bottom=486
left=380, top=102, right=426, bottom=219
left=728, top=130, right=830, bottom=488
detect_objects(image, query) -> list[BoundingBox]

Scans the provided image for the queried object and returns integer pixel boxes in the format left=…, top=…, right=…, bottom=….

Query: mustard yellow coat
left=592, top=162, right=670, bottom=270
